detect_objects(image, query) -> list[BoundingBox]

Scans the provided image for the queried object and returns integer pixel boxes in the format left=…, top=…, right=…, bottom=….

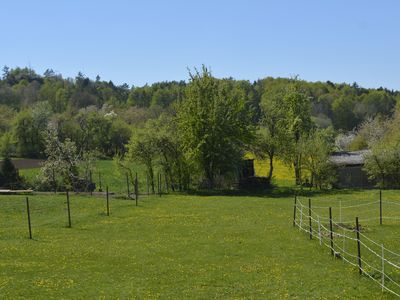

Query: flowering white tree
left=364, top=142, right=400, bottom=187
left=364, top=109, right=400, bottom=187
left=39, top=125, right=80, bottom=191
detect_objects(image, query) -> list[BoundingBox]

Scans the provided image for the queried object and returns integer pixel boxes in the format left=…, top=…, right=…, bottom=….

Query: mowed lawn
left=1, top=191, right=398, bottom=299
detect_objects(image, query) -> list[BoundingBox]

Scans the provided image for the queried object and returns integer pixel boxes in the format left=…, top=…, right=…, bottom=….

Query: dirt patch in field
left=0, top=159, right=45, bottom=169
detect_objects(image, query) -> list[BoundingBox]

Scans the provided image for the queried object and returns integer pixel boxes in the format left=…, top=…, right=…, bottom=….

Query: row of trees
left=118, top=68, right=337, bottom=190
left=0, top=104, right=131, bottom=158
left=255, top=79, right=336, bottom=188
left=1, top=65, right=399, bottom=190
left=1, top=66, right=399, bottom=142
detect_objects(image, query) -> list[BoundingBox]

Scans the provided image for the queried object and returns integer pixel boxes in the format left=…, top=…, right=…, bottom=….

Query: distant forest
left=0, top=66, right=399, bottom=160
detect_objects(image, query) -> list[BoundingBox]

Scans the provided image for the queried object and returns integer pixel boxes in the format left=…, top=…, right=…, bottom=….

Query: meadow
left=0, top=160, right=398, bottom=298
left=0, top=189, right=399, bottom=298
left=18, top=158, right=296, bottom=193
left=19, top=160, right=165, bottom=195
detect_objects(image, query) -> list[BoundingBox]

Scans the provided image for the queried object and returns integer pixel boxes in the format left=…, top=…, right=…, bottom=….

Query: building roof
left=329, top=150, right=371, bottom=166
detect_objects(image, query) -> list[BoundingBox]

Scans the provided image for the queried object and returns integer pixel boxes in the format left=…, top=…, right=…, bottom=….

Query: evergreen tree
left=0, top=157, right=22, bottom=189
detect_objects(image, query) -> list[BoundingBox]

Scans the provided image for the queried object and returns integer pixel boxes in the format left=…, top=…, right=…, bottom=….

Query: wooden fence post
left=26, top=197, right=32, bottom=239
left=356, top=217, right=362, bottom=275
left=66, top=190, right=72, bottom=228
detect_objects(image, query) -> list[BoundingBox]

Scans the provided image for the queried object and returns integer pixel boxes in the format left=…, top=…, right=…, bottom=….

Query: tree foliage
left=364, top=106, right=400, bottom=187
left=278, top=82, right=313, bottom=185
left=300, top=128, right=336, bottom=189
left=38, top=126, right=80, bottom=191
left=177, top=66, right=254, bottom=187
left=2, top=65, right=400, bottom=190
left=0, top=157, right=23, bottom=189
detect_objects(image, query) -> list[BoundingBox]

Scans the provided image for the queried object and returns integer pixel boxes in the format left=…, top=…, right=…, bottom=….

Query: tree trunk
left=294, top=156, right=302, bottom=186
left=148, top=165, right=155, bottom=194
left=267, top=155, right=274, bottom=180
left=205, top=164, right=214, bottom=189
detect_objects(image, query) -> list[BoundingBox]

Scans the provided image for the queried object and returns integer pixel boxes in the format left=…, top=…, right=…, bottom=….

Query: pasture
left=1, top=189, right=399, bottom=298
left=19, top=160, right=155, bottom=194
left=18, top=158, right=297, bottom=193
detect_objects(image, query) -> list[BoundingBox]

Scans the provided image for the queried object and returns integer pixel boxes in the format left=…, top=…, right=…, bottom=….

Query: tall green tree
left=256, top=88, right=287, bottom=180
left=300, top=128, right=336, bottom=189
left=147, top=114, right=190, bottom=191
left=332, top=96, right=359, bottom=130
left=126, top=128, right=157, bottom=193
left=279, top=82, right=313, bottom=185
left=177, top=66, right=254, bottom=188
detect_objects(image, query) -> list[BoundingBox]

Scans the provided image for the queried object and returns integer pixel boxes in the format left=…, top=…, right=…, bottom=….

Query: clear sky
left=1, top=0, right=399, bottom=89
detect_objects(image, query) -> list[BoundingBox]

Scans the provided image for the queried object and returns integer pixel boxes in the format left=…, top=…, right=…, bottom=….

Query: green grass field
left=1, top=189, right=400, bottom=298
left=6, top=159, right=400, bottom=298
left=19, top=158, right=295, bottom=193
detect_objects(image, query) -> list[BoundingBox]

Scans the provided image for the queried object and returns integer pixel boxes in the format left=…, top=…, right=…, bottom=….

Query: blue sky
left=1, top=0, right=399, bottom=89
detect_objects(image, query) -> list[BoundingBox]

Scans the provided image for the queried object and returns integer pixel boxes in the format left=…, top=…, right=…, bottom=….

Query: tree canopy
left=1, top=65, right=399, bottom=189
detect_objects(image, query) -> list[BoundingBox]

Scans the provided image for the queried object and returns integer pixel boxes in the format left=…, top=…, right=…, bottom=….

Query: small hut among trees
left=329, top=150, right=374, bottom=188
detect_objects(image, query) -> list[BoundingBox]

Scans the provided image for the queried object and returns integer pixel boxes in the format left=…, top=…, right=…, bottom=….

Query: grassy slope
left=0, top=191, right=398, bottom=299
left=10, top=159, right=400, bottom=298
left=254, top=158, right=296, bottom=187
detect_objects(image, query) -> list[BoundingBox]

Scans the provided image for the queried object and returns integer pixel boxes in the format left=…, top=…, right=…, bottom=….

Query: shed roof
left=329, top=150, right=371, bottom=166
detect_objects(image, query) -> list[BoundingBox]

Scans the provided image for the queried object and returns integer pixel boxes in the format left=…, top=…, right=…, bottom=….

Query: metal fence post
left=26, top=197, right=32, bottom=239
left=66, top=190, right=72, bottom=228
left=356, top=217, right=362, bottom=275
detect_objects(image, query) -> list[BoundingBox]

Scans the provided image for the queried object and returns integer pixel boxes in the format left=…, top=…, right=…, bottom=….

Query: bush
left=0, top=157, right=23, bottom=189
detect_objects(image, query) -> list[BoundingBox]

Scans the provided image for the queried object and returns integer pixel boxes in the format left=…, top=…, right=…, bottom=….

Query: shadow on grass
left=183, top=186, right=384, bottom=199
left=184, top=187, right=293, bottom=198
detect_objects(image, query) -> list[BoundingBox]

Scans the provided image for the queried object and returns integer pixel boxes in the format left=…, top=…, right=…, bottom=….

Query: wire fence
left=0, top=188, right=159, bottom=240
left=0, top=172, right=173, bottom=241
left=294, top=195, right=400, bottom=298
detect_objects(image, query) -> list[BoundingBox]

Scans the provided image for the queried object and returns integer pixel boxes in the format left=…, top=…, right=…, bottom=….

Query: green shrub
left=0, top=157, right=23, bottom=189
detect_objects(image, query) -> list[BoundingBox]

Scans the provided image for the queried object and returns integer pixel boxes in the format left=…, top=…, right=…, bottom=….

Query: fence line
left=311, top=200, right=380, bottom=209
left=294, top=198, right=400, bottom=298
